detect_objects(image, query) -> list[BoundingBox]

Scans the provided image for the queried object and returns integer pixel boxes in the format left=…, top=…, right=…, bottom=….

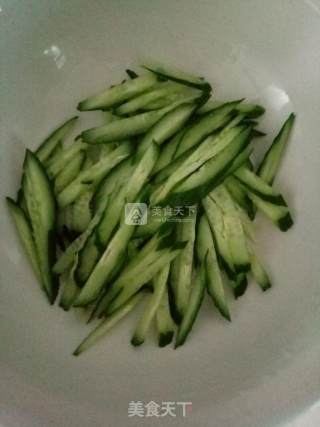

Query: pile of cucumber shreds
left=6, top=60, right=295, bottom=355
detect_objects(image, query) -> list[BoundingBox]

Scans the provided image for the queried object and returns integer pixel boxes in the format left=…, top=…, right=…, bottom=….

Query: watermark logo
left=151, top=205, right=197, bottom=222
left=125, top=203, right=148, bottom=225
left=128, top=401, right=192, bottom=418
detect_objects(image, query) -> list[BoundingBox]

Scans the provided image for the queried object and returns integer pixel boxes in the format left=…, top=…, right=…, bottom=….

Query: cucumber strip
left=36, top=116, right=78, bottom=163
left=210, top=186, right=250, bottom=273
left=236, top=103, right=265, bottom=118
left=247, top=191, right=293, bottom=231
left=81, top=104, right=178, bottom=144
left=156, top=281, right=175, bottom=347
left=174, top=101, right=242, bottom=158
left=59, top=262, right=80, bottom=311
left=75, top=233, right=101, bottom=286
left=46, top=139, right=86, bottom=179
left=140, top=59, right=211, bottom=90
left=250, top=251, right=271, bottom=291
left=101, top=111, right=118, bottom=123
left=251, top=129, right=266, bottom=138
left=70, top=191, right=92, bottom=233
left=169, top=208, right=197, bottom=323
left=95, top=184, right=127, bottom=248
left=44, top=140, right=63, bottom=166
left=175, top=262, right=206, bottom=348
left=77, top=74, right=158, bottom=111
left=115, top=81, right=192, bottom=115
left=225, top=176, right=255, bottom=219
left=73, top=292, right=145, bottom=356
left=217, top=147, right=254, bottom=186
left=153, top=147, right=193, bottom=185
left=163, top=126, right=252, bottom=205
left=202, top=196, right=235, bottom=278
left=76, top=187, right=152, bottom=287
left=54, top=151, right=85, bottom=194
left=53, top=195, right=110, bottom=275
left=97, top=143, right=159, bottom=246
left=6, top=197, right=42, bottom=283
left=89, top=235, right=139, bottom=319
left=106, top=240, right=187, bottom=315
left=22, top=150, right=57, bottom=303
left=86, top=247, right=146, bottom=322
left=133, top=208, right=168, bottom=238
left=150, top=125, right=247, bottom=205
left=138, top=102, right=197, bottom=154
left=152, top=128, right=187, bottom=174
left=87, top=141, right=117, bottom=164
left=143, top=90, right=201, bottom=110
left=127, top=226, right=172, bottom=272
left=233, top=166, right=288, bottom=205
left=257, top=113, right=295, bottom=185
left=229, top=273, right=248, bottom=298
left=74, top=221, right=136, bottom=307
left=126, top=69, right=139, bottom=79
left=131, top=264, right=170, bottom=346
left=92, top=158, right=134, bottom=213
left=197, top=99, right=264, bottom=118
left=234, top=203, right=256, bottom=241
left=53, top=232, right=88, bottom=275
left=196, top=214, right=230, bottom=320
left=127, top=238, right=145, bottom=261
left=196, top=99, right=228, bottom=115
left=88, top=288, right=116, bottom=321
left=57, top=142, right=132, bottom=208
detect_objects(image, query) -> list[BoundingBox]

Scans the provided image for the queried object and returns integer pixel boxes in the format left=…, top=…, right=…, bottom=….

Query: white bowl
left=1, top=1, right=320, bottom=426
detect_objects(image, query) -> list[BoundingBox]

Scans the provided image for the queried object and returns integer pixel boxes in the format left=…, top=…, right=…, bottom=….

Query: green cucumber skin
left=36, top=116, right=78, bottom=163
left=57, top=143, right=132, bottom=208
left=74, top=223, right=135, bottom=307
left=140, top=60, right=212, bottom=91
left=174, top=106, right=238, bottom=158
left=164, top=128, right=252, bottom=206
left=151, top=124, right=248, bottom=205
left=138, top=102, right=197, bottom=155
left=156, top=280, right=175, bottom=347
left=175, top=262, right=206, bottom=348
left=74, top=233, right=101, bottom=286
left=246, top=190, right=293, bottom=232
left=233, top=166, right=290, bottom=206
left=231, top=274, right=248, bottom=299
left=233, top=176, right=288, bottom=206
left=250, top=252, right=272, bottom=292
left=77, top=74, right=157, bottom=111
left=59, top=267, right=80, bottom=311
left=81, top=105, right=179, bottom=144
left=257, top=113, right=295, bottom=185
left=73, top=292, right=145, bottom=356
left=47, top=140, right=86, bottom=180
left=152, top=128, right=187, bottom=174
left=54, top=151, right=86, bottom=194
left=225, top=177, right=255, bottom=220
left=6, top=197, right=42, bottom=283
left=196, top=214, right=231, bottom=320
left=126, top=69, right=139, bottom=79
left=159, top=331, right=175, bottom=347
left=169, top=210, right=197, bottom=324
left=277, top=213, right=294, bottom=232
left=22, top=150, right=57, bottom=303
left=131, top=264, right=170, bottom=346
left=106, top=240, right=187, bottom=315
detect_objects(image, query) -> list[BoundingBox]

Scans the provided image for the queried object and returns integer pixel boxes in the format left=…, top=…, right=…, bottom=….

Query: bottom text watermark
left=128, top=401, right=193, bottom=417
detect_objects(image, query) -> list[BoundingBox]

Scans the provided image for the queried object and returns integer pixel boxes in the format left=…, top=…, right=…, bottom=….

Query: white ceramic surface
left=1, top=1, right=320, bottom=426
